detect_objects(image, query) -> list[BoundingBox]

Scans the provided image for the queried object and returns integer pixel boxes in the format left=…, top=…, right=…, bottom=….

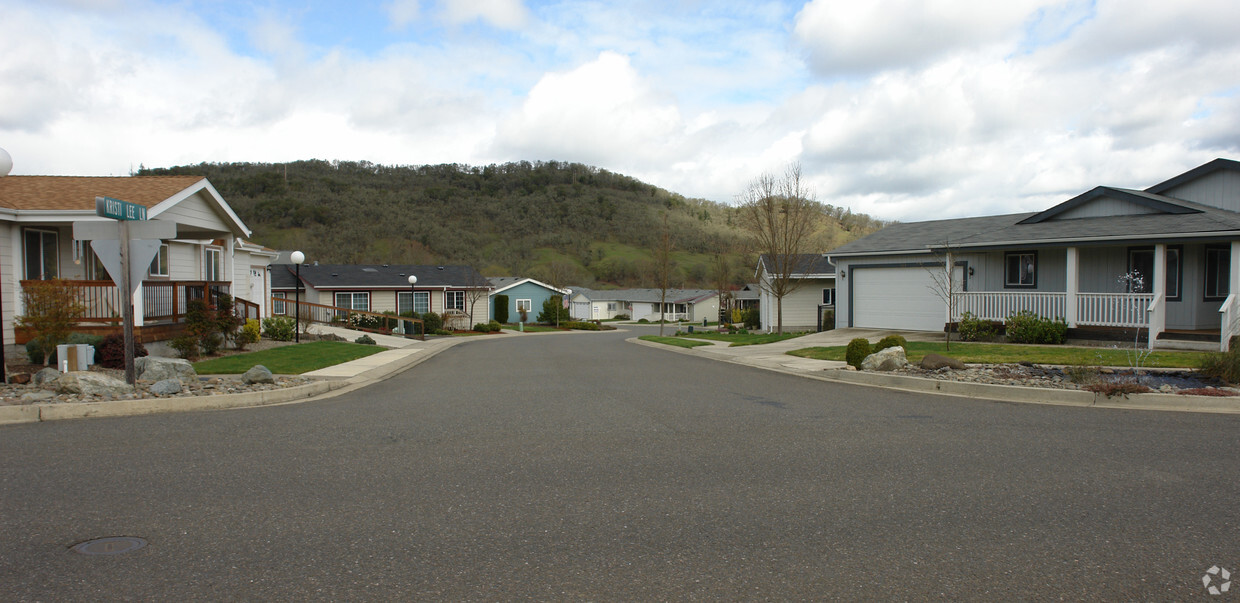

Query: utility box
left=57, top=344, right=95, bottom=372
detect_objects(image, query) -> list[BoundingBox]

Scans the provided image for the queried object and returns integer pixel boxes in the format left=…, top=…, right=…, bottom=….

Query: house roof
left=487, top=276, right=569, bottom=296
left=734, top=284, right=761, bottom=301
left=757, top=254, right=836, bottom=276
left=271, top=264, right=489, bottom=290
left=829, top=160, right=1240, bottom=257
left=0, top=175, right=205, bottom=211
left=568, top=287, right=717, bottom=304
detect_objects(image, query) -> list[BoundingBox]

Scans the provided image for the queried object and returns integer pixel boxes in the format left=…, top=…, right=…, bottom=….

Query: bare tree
left=654, top=211, right=674, bottom=336
left=924, top=240, right=961, bottom=350
left=737, top=163, right=821, bottom=334
left=710, top=250, right=737, bottom=326
left=464, top=272, right=492, bottom=327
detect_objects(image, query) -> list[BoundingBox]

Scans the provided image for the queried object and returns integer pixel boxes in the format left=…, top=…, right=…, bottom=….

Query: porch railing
left=277, top=298, right=426, bottom=339
left=954, top=291, right=1153, bottom=328
left=23, top=279, right=256, bottom=324
left=1220, top=294, right=1239, bottom=351
left=955, top=292, right=1066, bottom=323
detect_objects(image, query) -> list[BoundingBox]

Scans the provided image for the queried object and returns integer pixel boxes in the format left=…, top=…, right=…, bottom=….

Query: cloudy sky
left=1, top=0, right=1237, bottom=221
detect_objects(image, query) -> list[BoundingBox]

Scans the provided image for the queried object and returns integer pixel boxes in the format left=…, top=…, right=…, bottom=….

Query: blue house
left=489, top=277, right=571, bottom=323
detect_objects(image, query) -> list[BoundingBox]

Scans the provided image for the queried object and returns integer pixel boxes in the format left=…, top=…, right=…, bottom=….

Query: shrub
left=97, top=334, right=148, bottom=369
left=741, top=307, right=760, bottom=330
left=1004, top=311, right=1067, bottom=344
left=213, top=294, right=244, bottom=348
left=16, top=279, right=87, bottom=366
left=958, top=311, right=998, bottom=342
left=494, top=295, right=509, bottom=324
left=874, top=334, right=908, bottom=352
left=1064, top=365, right=1101, bottom=385
left=565, top=321, right=602, bottom=331
left=538, top=296, right=570, bottom=324
left=473, top=323, right=491, bottom=332
left=355, top=334, right=376, bottom=345
left=821, top=309, right=835, bottom=331
left=262, top=316, right=296, bottom=341
left=239, top=319, right=261, bottom=347
left=1198, top=348, right=1240, bottom=384
left=615, top=313, right=630, bottom=320
left=169, top=334, right=199, bottom=360
left=637, top=318, right=650, bottom=324
left=487, top=320, right=502, bottom=332
left=845, top=338, right=872, bottom=369
left=421, top=311, right=443, bottom=334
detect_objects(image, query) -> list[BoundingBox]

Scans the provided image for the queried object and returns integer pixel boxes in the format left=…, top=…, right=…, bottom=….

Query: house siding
left=155, top=191, right=235, bottom=232
left=1161, top=170, right=1240, bottom=212
left=490, top=282, right=564, bottom=322
left=758, top=278, right=831, bottom=332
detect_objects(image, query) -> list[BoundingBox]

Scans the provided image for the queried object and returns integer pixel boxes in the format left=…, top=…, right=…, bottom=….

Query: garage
left=851, top=266, right=958, bottom=331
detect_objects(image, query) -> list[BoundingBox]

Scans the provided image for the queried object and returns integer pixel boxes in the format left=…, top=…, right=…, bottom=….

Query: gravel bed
left=890, top=362, right=1235, bottom=394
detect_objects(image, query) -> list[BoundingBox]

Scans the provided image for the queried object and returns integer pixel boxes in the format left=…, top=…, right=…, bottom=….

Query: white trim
left=148, top=178, right=252, bottom=237
left=490, top=277, right=569, bottom=296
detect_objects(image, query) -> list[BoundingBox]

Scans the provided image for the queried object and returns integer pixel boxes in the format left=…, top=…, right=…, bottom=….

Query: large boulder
left=920, top=353, right=965, bottom=370
left=861, top=346, right=909, bottom=371
left=56, top=372, right=133, bottom=396
left=136, top=356, right=197, bottom=383
left=242, top=365, right=275, bottom=385
left=150, top=378, right=184, bottom=396
left=32, top=368, right=61, bottom=386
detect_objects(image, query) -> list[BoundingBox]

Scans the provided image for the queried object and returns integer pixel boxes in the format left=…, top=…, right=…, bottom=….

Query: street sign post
left=75, top=197, right=172, bottom=384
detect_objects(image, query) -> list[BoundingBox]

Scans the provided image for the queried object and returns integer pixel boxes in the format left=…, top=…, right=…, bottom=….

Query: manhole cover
left=71, top=537, right=147, bottom=556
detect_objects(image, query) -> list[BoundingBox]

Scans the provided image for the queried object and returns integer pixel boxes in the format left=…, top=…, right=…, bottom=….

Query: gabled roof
left=756, top=254, right=835, bottom=277
left=271, top=264, right=489, bottom=290
left=1146, top=158, right=1240, bottom=195
left=0, top=175, right=251, bottom=237
left=1017, top=187, right=1201, bottom=224
left=487, top=276, right=569, bottom=296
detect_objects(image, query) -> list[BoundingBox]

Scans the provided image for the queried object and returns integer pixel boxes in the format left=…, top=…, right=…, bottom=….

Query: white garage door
left=852, top=266, right=958, bottom=331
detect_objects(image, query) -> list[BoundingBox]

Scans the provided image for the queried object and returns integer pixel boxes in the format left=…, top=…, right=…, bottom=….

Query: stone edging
left=629, top=337, right=1240, bottom=415
left=0, top=338, right=468, bottom=426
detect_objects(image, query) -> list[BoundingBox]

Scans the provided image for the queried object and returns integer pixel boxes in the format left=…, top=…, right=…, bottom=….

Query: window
left=1004, top=251, right=1037, bottom=288
left=334, top=292, right=370, bottom=311
left=149, top=243, right=169, bottom=277
left=23, top=228, right=58, bottom=280
left=1205, top=245, right=1229, bottom=301
left=445, top=290, right=465, bottom=311
left=516, top=299, right=532, bottom=313
left=273, top=292, right=287, bottom=315
left=414, top=291, right=429, bottom=313
left=822, top=288, right=835, bottom=306
left=204, top=247, right=222, bottom=281
left=1127, top=246, right=1181, bottom=300
left=607, top=302, right=618, bottom=311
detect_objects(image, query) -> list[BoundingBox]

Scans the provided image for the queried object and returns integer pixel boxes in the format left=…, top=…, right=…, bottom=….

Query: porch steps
left=1154, top=331, right=1220, bottom=352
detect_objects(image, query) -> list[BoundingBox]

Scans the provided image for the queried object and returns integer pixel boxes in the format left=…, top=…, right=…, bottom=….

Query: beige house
left=0, top=173, right=275, bottom=343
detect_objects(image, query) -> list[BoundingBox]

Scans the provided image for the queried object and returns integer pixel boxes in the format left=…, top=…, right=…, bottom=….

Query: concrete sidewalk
left=631, top=328, right=1240, bottom=415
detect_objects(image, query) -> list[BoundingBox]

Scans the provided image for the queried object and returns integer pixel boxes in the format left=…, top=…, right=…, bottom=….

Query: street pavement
left=2, top=324, right=1238, bottom=600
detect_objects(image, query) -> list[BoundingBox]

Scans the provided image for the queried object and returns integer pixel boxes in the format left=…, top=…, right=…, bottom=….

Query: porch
left=15, top=280, right=261, bottom=344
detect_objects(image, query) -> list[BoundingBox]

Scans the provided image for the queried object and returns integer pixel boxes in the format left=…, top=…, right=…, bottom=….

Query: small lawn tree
left=924, top=240, right=961, bottom=351
left=494, top=294, right=509, bottom=324
left=17, top=279, right=86, bottom=366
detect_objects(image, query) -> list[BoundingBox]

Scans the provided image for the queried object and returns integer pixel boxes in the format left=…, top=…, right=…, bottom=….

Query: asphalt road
left=2, top=326, right=1238, bottom=600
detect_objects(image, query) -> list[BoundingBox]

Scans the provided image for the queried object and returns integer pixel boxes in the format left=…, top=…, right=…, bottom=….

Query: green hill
left=138, top=160, right=886, bottom=288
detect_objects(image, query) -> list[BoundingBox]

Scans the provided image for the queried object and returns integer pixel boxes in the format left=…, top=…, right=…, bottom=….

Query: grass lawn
left=192, top=341, right=386, bottom=375
left=679, top=332, right=809, bottom=347
left=509, top=324, right=564, bottom=333
left=787, top=341, right=1206, bottom=368
left=639, top=335, right=713, bottom=349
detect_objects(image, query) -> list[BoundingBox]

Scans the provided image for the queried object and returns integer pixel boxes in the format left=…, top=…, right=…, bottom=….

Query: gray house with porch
left=828, top=158, right=1240, bottom=350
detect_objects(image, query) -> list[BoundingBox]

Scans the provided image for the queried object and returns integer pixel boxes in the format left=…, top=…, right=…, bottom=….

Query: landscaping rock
left=20, top=391, right=55, bottom=402
left=861, top=346, right=909, bottom=372
left=33, top=368, right=61, bottom=386
left=242, top=365, right=276, bottom=385
left=920, top=353, right=965, bottom=370
left=136, top=356, right=197, bottom=383
left=55, top=372, right=132, bottom=396
left=9, top=373, right=30, bottom=385
left=150, top=379, right=184, bottom=396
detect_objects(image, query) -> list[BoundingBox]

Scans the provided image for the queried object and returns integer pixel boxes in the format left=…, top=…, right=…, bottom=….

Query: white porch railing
left=1076, top=292, right=1153, bottom=327
left=1220, top=294, right=1239, bottom=351
left=954, top=291, right=1153, bottom=328
left=955, top=292, right=1066, bottom=322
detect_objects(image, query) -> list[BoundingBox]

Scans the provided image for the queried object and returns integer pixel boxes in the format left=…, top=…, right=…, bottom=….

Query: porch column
left=1232, top=241, right=1240, bottom=302
left=1065, top=247, right=1078, bottom=327
left=133, top=289, right=145, bottom=327
left=1148, top=244, right=1166, bottom=348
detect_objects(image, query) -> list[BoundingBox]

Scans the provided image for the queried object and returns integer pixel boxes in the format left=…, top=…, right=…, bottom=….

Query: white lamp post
left=291, top=251, right=305, bottom=343
left=408, top=274, right=418, bottom=337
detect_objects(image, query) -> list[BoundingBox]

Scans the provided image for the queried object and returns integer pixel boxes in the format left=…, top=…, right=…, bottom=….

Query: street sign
left=74, top=220, right=175, bottom=242
left=95, top=196, right=148, bottom=221
left=89, top=239, right=162, bottom=296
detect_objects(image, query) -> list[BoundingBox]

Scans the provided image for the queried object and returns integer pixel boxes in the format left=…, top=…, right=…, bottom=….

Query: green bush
left=239, top=319, right=261, bottom=347
left=355, top=334, right=376, bottom=345
left=615, top=313, right=630, bottom=320
left=1004, top=311, right=1067, bottom=344
left=958, top=311, right=998, bottom=342
left=637, top=318, right=650, bottom=323
left=473, top=322, right=492, bottom=332
left=494, top=295, right=509, bottom=324
left=742, top=307, right=760, bottom=330
left=262, top=316, right=296, bottom=341
left=421, top=312, right=443, bottom=333
left=97, top=334, right=148, bottom=369
left=874, top=334, right=908, bottom=352
left=822, top=309, right=835, bottom=331
left=1199, top=348, right=1240, bottom=384
left=169, top=334, right=199, bottom=360
left=487, top=320, right=502, bottom=332
left=845, top=338, right=872, bottom=369
left=538, top=296, right=571, bottom=324
left=565, top=321, right=601, bottom=331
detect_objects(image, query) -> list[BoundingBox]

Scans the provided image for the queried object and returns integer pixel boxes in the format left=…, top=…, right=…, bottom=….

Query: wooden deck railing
left=22, top=279, right=259, bottom=324
left=277, top=298, right=426, bottom=340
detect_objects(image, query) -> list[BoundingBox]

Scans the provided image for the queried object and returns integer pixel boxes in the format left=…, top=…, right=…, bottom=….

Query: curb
left=0, top=338, right=468, bottom=426
left=629, top=337, right=1240, bottom=415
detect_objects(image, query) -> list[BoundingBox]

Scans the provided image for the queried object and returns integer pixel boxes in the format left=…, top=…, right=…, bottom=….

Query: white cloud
left=384, top=0, right=421, bottom=29
left=439, top=0, right=530, bottom=29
